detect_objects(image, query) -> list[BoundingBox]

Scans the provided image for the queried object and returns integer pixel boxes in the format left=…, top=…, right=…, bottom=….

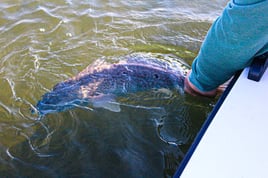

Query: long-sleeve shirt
left=189, top=0, right=268, bottom=92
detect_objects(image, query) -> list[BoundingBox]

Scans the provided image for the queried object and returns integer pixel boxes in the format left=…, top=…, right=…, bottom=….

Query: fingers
left=184, top=70, right=217, bottom=97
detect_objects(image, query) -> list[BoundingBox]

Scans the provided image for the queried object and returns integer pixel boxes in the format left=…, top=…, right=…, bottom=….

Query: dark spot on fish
left=154, top=74, right=159, bottom=79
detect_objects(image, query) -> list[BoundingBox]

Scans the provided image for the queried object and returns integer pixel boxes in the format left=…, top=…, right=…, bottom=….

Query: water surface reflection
left=0, top=0, right=227, bottom=177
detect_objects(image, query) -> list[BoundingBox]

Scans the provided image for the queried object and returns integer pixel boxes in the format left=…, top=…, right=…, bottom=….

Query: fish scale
left=35, top=60, right=186, bottom=115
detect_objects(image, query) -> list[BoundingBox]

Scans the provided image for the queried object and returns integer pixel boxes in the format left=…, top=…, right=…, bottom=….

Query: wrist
left=184, top=70, right=217, bottom=97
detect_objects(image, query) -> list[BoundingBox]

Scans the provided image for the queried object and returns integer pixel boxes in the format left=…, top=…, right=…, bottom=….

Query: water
left=0, top=0, right=227, bottom=177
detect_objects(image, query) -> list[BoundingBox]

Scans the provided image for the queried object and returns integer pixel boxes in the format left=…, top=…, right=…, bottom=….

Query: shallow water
left=0, top=0, right=227, bottom=177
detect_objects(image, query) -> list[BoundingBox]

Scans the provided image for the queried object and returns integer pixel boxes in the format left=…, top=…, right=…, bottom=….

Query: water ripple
left=0, top=0, right=222, bottom=177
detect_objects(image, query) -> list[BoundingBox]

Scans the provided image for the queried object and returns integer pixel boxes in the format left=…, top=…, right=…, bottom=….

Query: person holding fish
left=184, top=0, right=268, bottom=97
left=35, top=0, right=267, bottom=115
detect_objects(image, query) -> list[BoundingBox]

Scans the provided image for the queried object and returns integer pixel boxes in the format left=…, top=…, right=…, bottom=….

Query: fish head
left=35, top=82, right=86, bottom=115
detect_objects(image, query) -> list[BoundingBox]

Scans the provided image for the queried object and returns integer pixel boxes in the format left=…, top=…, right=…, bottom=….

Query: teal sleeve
left=234, top=0, right=264, bottom=4
left=189, top=0, right=268, bottom=92
left=233, top=0, right=263, bottom=5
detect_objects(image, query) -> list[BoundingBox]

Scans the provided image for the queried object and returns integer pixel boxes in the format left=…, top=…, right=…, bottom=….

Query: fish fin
left=156, top=88, right=173, bottom=96
left=92, top=95, right=121, bottom=112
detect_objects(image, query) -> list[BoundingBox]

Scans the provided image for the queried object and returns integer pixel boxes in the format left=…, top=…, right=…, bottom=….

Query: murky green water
left=0, top=0, right=227, bottom=177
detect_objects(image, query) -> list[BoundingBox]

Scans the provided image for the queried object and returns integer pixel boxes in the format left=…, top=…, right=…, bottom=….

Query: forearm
left=189, top=0, right=268, bottom=92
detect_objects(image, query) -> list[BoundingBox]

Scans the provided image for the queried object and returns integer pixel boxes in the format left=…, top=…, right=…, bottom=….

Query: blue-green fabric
left=235, top=0, right=265, bottom=4
left=189, top=0, right=268, bottom=92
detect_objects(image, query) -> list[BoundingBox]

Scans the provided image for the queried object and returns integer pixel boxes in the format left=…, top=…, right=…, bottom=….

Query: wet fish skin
left=36, top=63, right=185, bottom=115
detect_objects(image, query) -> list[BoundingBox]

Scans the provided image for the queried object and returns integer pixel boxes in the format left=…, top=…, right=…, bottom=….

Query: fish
left=35, top=54, right=188, bottom=115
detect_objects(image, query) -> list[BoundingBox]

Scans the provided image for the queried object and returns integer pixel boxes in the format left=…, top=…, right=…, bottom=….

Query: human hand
left=184, top=70, right=217, bottom=97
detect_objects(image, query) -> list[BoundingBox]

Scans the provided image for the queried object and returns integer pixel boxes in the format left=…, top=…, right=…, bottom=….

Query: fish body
left=36, top=56, right=187, bottom=115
